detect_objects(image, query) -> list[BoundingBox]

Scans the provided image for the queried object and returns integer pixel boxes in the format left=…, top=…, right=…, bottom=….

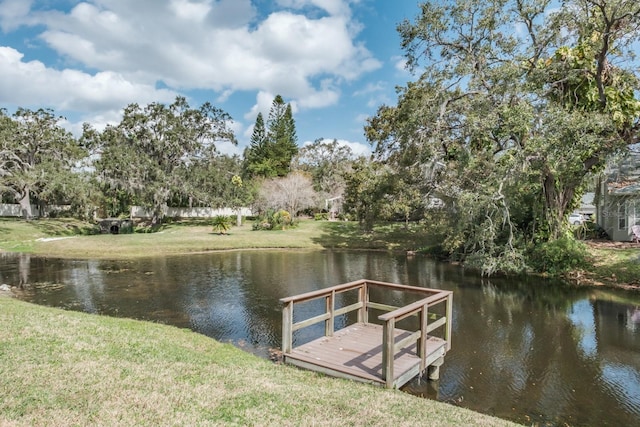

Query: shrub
left=573, top=221, right=608, bottom=240
left=314, top=213, right=329, bottom=221
left=252, top=220, right=272, bottom=231
left=273, top=210, right=292, bottom=229
left=212, top=215, right=232, bottom=234
left=252, top=210, right=294, bottom=230
left=527, top=237, right=590, bottom=275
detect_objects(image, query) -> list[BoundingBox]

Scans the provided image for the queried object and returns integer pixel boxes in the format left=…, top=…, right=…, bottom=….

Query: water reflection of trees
left=417, top=278, right=640, bottom=426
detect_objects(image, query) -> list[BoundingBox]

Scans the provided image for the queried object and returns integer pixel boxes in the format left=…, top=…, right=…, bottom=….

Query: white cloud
left=0, top=0, right=385, bottom=146
left=244, top=90, right=277, bottom=121
left=393, top=55, right=408, bottom=72
left=276, top=0, right=352, bottom=17
left=0, top=47, right=176, bottom=112
left=24, top=0, right=379, bottom=110
left=353, top=81, right=385, bottom=97
left=169, top=0, right=211, bottom=22
left=0, top=0, right=33, bottom=31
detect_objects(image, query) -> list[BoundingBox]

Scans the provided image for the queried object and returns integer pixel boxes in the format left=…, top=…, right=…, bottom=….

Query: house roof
left=610, top=183, right=640, bottom=195
left=606, top=151, right=640, bottom=195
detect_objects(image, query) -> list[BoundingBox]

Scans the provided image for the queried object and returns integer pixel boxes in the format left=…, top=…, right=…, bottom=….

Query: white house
left=597, top=151, right=640, bottom=242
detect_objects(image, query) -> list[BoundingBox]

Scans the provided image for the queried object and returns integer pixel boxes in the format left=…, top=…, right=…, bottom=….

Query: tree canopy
left=0, top=108, right=86, bottom=218
left=84, top=96, right=236, bottom=225
left=365, top=0, right=640, bottom=273
left=293, top=138, right=356, bottom=197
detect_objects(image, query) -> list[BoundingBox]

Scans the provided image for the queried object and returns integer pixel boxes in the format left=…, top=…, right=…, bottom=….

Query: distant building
left=578, top=192, right=595, bottom=218
left=597, top=151, right=640, bottom=242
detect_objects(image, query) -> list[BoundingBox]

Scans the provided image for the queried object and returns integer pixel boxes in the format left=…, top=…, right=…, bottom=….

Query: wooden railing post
left=325, top=290, right=335, bottom=336
left=358, top=281, right=368, bottom=324
left=418, top=304, right=428, bottom=372
left=282, top=301, right=293, bottom=354
left=382, top=318, right=395, bottom=388
left=445, top=293, right=453, bottom=351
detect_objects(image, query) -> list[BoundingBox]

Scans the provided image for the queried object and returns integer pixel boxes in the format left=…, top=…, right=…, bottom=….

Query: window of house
left=618, top=201, right=627, bottom=230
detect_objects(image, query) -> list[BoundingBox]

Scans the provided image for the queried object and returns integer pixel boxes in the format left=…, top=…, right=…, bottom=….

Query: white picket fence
left=130, top=206, right=252, bottom=219
left=0, top=204, right=71, bottom=217
left=0, top=203, right=252, bottom=219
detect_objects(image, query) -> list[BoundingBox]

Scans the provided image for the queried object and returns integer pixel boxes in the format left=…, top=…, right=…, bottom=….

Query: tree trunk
left=236, top=209, right=242, bottom=227
left=150, top=204, right=165, bottom=229
left=542, top=173, right=576, bottom=240
left=16, top=188, right=33, bottom=220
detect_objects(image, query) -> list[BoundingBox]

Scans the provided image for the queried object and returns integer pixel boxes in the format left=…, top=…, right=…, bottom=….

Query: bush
left=314, top=213, right=329, bottom=221
left=212, top=215, right=232, bottom=234
left=273, top=210, right=292, bottom=229
left=252, top=210, right=294, bottom=230
left=252, top=220, right=272, bottom=231
left=527, top=237, right=590, bottom=275
left=573, top=221, right=608, bottom=240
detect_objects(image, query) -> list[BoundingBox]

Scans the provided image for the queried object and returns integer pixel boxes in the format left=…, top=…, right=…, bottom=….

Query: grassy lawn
left=580, top=242, right=640, bottom=289
left=0, top=218, right=437, bottom=259
left=0, top=297, right=518, bottom=427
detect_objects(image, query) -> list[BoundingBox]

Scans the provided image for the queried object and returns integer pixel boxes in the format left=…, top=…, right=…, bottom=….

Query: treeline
left=0, top=95, right=366, bottom=227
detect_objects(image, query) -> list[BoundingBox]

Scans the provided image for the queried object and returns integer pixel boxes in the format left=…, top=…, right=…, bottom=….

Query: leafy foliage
left=343, top=159, right=393, bottom=233
left=251, top=209, right=294, bottom=231
left=294, top=138, right=356, bottom=197
left=85, top=96, right=236, bottom=226
left=363, top=0, right=640, bottom=274
left=527, top=237, right=590, bottom=275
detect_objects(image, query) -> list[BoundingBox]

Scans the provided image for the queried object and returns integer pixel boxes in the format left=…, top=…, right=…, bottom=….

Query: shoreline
left=1, top=217, right=638, bottom=291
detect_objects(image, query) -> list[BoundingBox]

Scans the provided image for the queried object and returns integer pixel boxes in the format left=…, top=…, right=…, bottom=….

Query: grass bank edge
left=0, top=296, right=519, bottom=427
left=1, top=217, right=638, bottom=289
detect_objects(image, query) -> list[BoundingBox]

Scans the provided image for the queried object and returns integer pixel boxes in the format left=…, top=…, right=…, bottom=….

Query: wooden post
left=282, top=301, right=293, bottom=354
left=325, top=290, right=335, bottom=336
left=445, top=293, right=453, bottom=351
left=358, top=281, right=368, bottom=324
left=382, top=318, right=395, bottom=388
left=418, top=304, right=428, bottom=372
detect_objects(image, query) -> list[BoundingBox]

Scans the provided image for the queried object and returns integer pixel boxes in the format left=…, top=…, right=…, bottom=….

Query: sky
left=0, top=0, right=422, bottom=157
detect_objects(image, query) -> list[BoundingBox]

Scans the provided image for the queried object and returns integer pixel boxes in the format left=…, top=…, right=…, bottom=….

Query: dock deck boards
left=284, top=322, right=447, bottom=387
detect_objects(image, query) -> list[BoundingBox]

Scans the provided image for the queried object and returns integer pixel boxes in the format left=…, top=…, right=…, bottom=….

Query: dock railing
left=280, top=279, right=453, bottom=387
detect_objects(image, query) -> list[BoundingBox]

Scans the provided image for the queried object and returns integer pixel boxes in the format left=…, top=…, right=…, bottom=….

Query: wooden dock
left=280, top=279, right=453, bottom=389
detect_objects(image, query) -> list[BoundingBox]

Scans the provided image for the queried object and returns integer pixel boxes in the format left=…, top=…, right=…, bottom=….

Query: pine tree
left=244, top=95, right=298, bottom=178
left=243, top=112, right=276, bottom=177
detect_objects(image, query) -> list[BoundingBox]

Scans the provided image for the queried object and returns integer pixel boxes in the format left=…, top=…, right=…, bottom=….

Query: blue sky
left=0, top=0, right=421, bottom=156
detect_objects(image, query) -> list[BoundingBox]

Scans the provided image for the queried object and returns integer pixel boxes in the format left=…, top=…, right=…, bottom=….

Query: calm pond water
left=2, top=250, right=640, bottom=426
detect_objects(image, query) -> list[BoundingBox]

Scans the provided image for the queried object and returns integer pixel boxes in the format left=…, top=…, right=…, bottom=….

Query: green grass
left=0, top=218, right=437, bottom=259
left=0, top=297, right=518, bottom=427
left=581, top=245, right=640, bottom=288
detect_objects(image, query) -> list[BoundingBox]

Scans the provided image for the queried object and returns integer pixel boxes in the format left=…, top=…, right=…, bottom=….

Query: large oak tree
left=0, top=108, right=85, bottom=218
left=366, top=0, right=640, bottom=273
left=84, top=97, right=236, bottom=226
